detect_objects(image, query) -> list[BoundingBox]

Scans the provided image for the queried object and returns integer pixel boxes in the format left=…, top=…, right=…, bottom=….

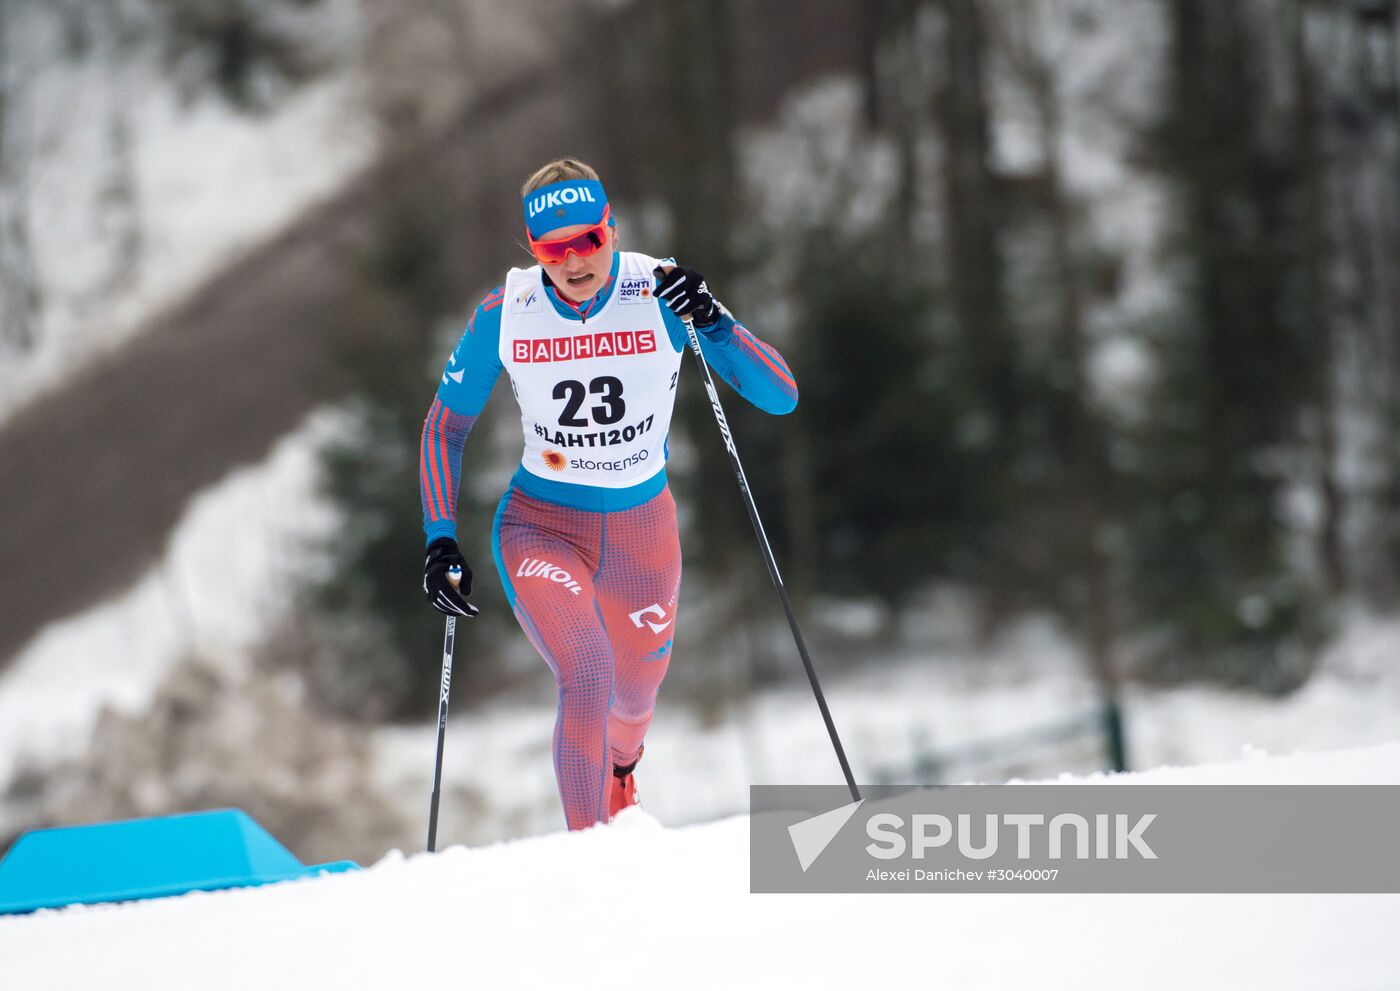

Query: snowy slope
left=0, top=409, right=344, bottom=788
left=4, top=743, right=1399, bottom=991
left=0, top=0, right=562, bottom=426
left=0, top=0, right=374, bottom=424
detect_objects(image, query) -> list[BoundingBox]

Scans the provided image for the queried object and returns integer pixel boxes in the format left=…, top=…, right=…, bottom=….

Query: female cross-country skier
left=417, top=158, right=798, bottom=831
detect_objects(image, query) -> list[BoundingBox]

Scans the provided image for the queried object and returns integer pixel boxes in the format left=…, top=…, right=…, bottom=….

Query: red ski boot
left=608, top=749, right=643, bottom=820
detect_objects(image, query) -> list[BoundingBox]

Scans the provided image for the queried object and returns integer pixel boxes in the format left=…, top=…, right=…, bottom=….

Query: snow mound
left=4, top=743, right=1399, bottom=990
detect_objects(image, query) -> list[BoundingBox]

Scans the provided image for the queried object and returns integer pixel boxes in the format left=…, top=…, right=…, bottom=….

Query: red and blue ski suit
left=420, top=251, right=796, bottom=829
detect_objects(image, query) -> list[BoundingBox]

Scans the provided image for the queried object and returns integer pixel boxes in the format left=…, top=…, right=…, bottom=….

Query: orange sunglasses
left=527, top=205, right=612, bottom=265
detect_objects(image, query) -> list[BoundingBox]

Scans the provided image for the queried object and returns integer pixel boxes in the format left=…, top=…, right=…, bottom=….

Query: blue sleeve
left=663, top=306, right=798, bottom=415
left=421, top=288, right=505, bottom=545
left=437, top=287, right=505, bottom=415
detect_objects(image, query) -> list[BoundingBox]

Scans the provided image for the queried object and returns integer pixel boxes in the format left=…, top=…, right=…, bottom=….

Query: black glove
left=423, top=537, right=479, bottom=618
left=653, top=266, right=721, bottom=328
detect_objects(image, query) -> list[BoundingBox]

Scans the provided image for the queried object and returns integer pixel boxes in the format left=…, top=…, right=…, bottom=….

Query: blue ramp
left=0, top=808, right=359, bottom=914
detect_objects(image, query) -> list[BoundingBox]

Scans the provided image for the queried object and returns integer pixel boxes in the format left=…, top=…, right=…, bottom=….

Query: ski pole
left=426, top=567, right=461, bottom=852
left=681, top=316, right=861, bottom=802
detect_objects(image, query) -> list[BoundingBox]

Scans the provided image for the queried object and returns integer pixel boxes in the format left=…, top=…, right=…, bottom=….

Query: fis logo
left=525, top=185, right=598, bottom=220
left=618, top=277, right=653, bottom=305
left=512, top=287, right=542, bottom=314
left=517, top=558, right=583, bottom=595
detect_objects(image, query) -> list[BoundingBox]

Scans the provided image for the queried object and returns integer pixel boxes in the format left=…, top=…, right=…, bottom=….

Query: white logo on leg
left=628, top=603, right=672, bottom=634
left=516, top=558, right=583, bottom=596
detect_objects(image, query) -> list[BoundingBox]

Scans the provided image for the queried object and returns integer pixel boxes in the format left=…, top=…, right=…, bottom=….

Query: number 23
left=554, top=376, right=626, bottom=426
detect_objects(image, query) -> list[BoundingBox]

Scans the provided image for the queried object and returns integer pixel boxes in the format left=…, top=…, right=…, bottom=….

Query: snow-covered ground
left=5, top=743, right=1399, bottom=991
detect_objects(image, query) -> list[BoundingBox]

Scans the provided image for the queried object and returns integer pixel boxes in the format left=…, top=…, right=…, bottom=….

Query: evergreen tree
left=307, top=158, right=514, bottom=720
left=1128, top=0, right=1329, bottom=690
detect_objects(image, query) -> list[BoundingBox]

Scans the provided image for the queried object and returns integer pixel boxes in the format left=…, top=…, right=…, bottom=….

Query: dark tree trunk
left=935, top=0, right=1007, bottom=366
left=1290, top=0, right=1348, bottom=596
